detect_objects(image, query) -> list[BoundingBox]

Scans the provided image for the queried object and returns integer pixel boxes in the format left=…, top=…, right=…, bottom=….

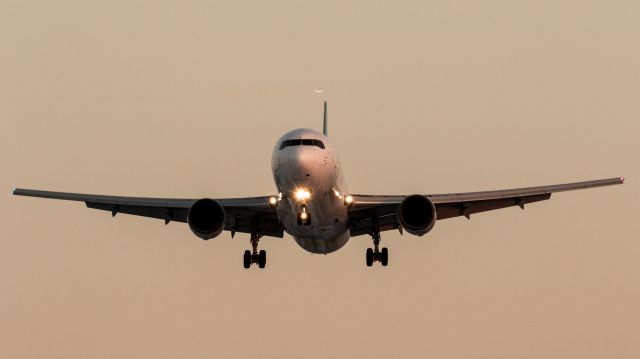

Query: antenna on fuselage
left=322, top=101, right=328, bottom=136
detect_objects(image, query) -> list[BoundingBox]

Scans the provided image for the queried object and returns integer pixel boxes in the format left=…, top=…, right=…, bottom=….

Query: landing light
left=269, top=197, right=277, bottom=206
left=294, top=189, right=311, bottom=201
left=345, top=195, right=354, bottom=205
left=300, top=212, right=308, bottom=219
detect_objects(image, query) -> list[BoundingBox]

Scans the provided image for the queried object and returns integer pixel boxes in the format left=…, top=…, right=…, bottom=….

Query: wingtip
left=12, top=188, right=26, bottom=196
left=620, top=176, right=625, bottom=183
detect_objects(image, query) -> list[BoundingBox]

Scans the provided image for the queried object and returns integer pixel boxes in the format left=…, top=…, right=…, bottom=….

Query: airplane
left=13, top=102, right=624, bottom=269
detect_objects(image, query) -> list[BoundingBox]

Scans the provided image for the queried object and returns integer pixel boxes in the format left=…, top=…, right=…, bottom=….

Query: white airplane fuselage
left=271, top=128, right=350, bottom=254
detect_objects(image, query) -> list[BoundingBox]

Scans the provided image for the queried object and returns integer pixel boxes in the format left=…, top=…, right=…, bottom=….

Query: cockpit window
left=279, top=139, right=325, bottom=150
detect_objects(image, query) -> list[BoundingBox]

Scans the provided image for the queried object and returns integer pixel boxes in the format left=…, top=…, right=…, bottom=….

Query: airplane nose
left=288, top=147, right=315, bottom=177
left=275, top=144, right=334, bottom=194
left=290, top=147, right=313, bottom=163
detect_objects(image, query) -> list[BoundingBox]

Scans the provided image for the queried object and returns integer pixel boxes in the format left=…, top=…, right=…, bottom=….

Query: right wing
left=12, top=188, right=284, bottom=238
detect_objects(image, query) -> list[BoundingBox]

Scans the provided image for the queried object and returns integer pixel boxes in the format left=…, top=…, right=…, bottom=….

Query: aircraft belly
left=293, top=231, right=350, bottom=254
left=277, top=194, right=350, bottom=254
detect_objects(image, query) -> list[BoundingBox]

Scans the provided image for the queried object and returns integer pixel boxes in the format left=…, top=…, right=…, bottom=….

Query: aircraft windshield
left=279, top=139, right=325, bottom=150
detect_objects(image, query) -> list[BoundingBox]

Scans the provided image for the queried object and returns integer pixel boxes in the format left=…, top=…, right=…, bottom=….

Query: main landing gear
left=366, top=218, right=388, bottom=267
left=366, top=247, right=388, bottom=267
left=243, top=223, right=266, bottom=269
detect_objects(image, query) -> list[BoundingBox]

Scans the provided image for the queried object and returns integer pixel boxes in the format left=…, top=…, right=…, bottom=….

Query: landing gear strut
left=296, top=206, right=311, bottom=226
left=365, top=217, right=388, bottom=267
left=243, top=221, right=266, bottom=269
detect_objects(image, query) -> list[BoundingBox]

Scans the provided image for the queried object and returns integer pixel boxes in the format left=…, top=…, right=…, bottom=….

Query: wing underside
left=348, top=177, right=623, bottom=237
left=12, top=189, right=284, bottom=238
left=12, top=177, right=623, bottom=240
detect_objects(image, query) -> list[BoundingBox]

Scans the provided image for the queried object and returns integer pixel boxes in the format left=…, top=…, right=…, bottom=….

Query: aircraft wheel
left=366, top=248, right=373, bottom=267
left=381, top=247, right=388, bottom=266
left=258, top=250, right=267, bottom=268
left=243, top=250, right=252, bottom=269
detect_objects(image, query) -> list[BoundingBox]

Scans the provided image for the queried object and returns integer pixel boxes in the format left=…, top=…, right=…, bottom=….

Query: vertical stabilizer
left=323, top=101, right=328, bottom=136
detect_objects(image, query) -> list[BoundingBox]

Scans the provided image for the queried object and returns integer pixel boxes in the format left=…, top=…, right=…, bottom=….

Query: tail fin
left=322, top=101, right=328, bottom=136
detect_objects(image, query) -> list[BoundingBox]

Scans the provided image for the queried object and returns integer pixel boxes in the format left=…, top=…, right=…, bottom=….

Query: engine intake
left=188, top=198, right=225, bottom=240
left=397, top=195, right=437, bottom=236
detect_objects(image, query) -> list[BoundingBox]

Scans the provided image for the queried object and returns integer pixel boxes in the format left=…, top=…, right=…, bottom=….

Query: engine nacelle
left=397, top=195, right=437, bottom=236
left=187, top=198, right=225, bottom=240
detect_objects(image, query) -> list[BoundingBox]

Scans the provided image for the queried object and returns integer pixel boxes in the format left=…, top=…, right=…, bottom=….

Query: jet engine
left=397, top=195, right=437, bottom=236
left=187, top=198, right=226, bottom=240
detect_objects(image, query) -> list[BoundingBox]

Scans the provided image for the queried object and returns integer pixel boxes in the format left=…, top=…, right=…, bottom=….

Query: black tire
left=258, top=250, right=267, bottom=268
left=243, top=250, right=251, bottom=269
left=381, top=247, right=388, bottom=266
left=366, top=248, right=373, bottom=267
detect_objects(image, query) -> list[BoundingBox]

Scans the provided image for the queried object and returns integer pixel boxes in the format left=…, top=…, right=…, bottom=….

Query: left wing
left=12, top=189, right=284, bottom=238
left=348, top=177, right=624, bottom=237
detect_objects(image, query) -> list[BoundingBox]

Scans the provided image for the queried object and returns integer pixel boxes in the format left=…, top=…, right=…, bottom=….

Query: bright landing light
left=294, top=189, right=311, bottom=201
left=345, top=195, right=354, bottom=204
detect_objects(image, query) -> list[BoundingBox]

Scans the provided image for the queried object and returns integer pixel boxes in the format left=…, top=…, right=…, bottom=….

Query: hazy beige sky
left=1, top=0, right=639, bottom=358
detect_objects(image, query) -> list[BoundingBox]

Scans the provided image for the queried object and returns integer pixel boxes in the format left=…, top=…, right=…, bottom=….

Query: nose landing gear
left=296, top=207, right=311, bottom=226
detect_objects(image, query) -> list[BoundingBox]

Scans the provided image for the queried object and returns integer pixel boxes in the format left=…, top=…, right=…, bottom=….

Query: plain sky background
left=1, top=0, right=639, bottom=358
